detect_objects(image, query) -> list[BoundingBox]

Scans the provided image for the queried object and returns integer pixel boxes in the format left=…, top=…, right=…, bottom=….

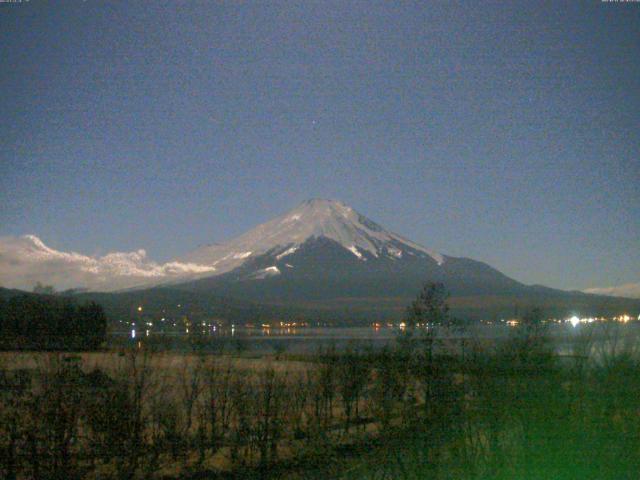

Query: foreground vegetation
left=1, top=318, right=639, bottom=479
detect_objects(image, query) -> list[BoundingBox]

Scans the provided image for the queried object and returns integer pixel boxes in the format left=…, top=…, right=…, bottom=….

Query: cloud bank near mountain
left=0, top=235, right=216, bottom=292
left=584, top=282, right=640, bottom=299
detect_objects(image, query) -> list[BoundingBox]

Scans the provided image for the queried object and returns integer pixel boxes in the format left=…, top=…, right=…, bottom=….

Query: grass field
left=1, top=322, right=639, bottom=479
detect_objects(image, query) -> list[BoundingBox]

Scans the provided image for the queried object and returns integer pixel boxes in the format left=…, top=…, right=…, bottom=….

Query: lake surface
left=114, top=322, right=640, bottom=356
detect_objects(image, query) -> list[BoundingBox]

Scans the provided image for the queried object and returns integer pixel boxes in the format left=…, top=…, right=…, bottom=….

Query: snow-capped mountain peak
left=178, top=199, right=444, bottom=275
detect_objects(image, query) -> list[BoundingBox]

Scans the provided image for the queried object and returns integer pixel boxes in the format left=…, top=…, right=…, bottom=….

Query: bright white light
left=131, top=329, right=136, bottom=339
left=568, top=316, right=580, bottom=327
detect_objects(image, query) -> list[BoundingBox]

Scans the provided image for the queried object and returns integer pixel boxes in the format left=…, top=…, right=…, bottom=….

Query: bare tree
left=337, top=342, right=370, bottom=434
left=113, top=347, right=155, bottom=479
left=200, top=356, right=234, bottom=461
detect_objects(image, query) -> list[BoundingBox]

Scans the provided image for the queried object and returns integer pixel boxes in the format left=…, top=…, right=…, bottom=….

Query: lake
left=112, top=322, right=640, bottom=356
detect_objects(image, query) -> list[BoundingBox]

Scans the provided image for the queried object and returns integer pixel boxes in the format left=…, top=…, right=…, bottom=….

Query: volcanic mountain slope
left=177, top=198, right=523, bottom=295
left=171, top=199, right=638, bottom=319
left=179, top=198, right=445, bottom=272
left=177, top=198, right=518, bottom=295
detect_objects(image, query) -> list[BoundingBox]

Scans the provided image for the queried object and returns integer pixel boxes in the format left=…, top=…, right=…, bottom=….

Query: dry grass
left=0, top=350, right=312, bottom=373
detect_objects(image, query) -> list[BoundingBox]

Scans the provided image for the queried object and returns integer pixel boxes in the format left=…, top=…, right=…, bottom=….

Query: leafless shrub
left=336, top=342, right=370, bottom=434
left=200, top=356, right=234, bottom=458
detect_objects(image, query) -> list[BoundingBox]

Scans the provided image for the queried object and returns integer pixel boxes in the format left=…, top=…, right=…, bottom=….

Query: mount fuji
left=174, top=198, right=519, bottom=293
left=3, top=199, right=637, bottom=321
left=163, top=199, right=636, bottom=320
left=179, top=198, right=444, bottom=273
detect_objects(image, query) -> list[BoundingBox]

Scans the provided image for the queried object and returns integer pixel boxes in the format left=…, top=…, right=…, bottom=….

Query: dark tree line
left=0, top=294, right=107, bottom=350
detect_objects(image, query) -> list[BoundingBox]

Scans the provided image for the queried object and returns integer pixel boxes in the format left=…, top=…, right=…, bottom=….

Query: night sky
left=1, top=1, right=638, bottom=292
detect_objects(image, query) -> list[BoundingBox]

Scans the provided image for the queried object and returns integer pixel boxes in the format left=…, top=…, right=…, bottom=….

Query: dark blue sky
left=1, top=1, right=638, bottom=291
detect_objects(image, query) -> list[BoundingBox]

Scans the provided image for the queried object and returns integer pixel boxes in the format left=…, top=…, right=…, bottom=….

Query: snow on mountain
left=0, top=234, right=216, bottom=292
left=250, top=265, right=281, bottom=280
left=0, top=199, right=446, bottom=292
left=178, top=199, right=444, bottom=274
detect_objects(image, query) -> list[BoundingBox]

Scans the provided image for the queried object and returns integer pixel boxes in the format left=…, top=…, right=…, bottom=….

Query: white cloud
left=0, top=235, right=216, bottom=292
left=584, top=282, right=640, bottom=299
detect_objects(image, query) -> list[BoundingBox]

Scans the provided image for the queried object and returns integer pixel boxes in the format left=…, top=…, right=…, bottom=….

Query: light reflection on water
left=116, top=323, right=640, bottom=356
